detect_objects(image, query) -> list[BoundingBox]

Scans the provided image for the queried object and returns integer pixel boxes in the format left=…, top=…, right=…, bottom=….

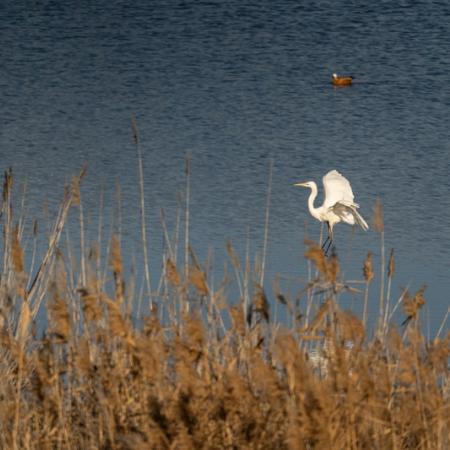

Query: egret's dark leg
left=321, top=235, right=330, bottom=250
left=324, top=238, right=333, bottom=255
left=321, top=221, right=331, bottom=251
left=324, top=222, right=333, bottom=256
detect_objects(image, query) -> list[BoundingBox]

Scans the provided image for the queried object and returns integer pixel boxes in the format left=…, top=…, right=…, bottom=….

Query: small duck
left=331, top=73, right=354, bottom=86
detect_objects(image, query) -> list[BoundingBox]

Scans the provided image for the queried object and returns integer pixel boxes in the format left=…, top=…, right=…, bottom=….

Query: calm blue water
left=1, top=0, right=449, bottom=334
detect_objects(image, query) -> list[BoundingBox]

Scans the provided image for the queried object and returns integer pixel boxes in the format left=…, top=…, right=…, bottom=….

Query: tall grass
left=0, top=169, right=448, bottom=450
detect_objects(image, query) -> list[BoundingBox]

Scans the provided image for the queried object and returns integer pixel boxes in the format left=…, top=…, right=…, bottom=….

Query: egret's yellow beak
left=293, top=182, right=307, bottom=187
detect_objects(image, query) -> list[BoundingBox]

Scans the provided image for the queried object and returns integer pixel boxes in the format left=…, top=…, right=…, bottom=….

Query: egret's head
left=293, top=181, right=313, bottom=189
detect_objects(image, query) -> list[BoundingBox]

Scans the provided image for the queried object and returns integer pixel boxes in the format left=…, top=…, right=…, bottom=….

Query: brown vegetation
left=0, top=170, right=448, bottom=450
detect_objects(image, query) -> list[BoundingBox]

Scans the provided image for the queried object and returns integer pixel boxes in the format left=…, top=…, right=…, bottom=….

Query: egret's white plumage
left=294, top=170, right=368, bottom=253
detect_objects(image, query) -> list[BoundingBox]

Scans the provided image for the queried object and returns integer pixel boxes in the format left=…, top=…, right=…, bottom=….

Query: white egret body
left=294, top=170, right=368, bottom=253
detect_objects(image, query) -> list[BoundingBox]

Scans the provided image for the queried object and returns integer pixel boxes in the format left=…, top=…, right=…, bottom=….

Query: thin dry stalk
left=12, top=300, right=31, bottom=450
left=110, top=235, right=125, bottom=304
left=402, top=285, right=426, bottom=329
left=226, top=240, right=244, bottom=300
left=373, top=198, right=385, bottom=334
left=72, top=165, right=87, bottom=287
left=184, top=155, right=191, bottom=314
left=160, top=207, right=174, bottom=261
left=26, top=179, right=74, bottom=318
left=166, top=258, right=181, bottom=288
left=96, top=181, right=105, bottom=286
left=16, top=180, right=27, bottom=241
left=27, top=220, right=39, bottom=290
left=383, top=248, right=395, bottom=333
left=252, top=283, right=270, bottom=324
left=2, top=169, right=13, bottom=286
left=132, top=114, right=152, bottom=309
left=244, top=228, right=251, bottom=330
left=362, top=252, right=374, bottom=328
left=304, top=222, right=326, bottom=329
left=11, top=226, right=25, bottom=275
left=436, top=306, right=449, bottom=338
left=260, top=159, right=273, bottom=287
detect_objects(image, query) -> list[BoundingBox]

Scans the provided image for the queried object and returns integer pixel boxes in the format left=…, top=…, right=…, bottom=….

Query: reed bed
left=0, top=169, right=448, bottom=450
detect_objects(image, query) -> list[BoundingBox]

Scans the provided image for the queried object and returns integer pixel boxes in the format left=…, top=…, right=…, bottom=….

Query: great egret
left=332, top=73, right=354, bottom=86
left=294, top=170, right=368, bottom=254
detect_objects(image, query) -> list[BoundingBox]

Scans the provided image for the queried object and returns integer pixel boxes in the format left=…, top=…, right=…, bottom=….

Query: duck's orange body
left=332, top=73, right=354, bottom=86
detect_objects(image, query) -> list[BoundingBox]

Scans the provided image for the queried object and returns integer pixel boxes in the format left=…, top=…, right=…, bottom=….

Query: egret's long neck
left=307, top=183, right=321, bottom=221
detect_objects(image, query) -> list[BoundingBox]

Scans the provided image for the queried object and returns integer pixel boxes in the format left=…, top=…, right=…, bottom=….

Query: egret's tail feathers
left=353, top=209, right=369, bottom=231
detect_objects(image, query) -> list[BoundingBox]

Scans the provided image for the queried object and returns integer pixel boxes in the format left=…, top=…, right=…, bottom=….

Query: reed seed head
left=372, top=198, right=384, bottom=232
left=363, top=252, right=374, bottom=283
left=388, top=248, right=395, bottom=278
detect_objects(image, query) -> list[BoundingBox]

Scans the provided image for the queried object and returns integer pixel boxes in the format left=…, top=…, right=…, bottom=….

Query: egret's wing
left=322, top=170, right=356, bottom=209
left=332, top=203, right=356, bottom=225
left=332, top=202, right=369, bottom=230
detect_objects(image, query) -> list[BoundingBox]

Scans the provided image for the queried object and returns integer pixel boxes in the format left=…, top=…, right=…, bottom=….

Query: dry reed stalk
left=27, top=219, right=39, bottom=287
left=303, top=240, right=344, bottom=336
left=12, top=298, right=31, bottom=450
left=46, top=251, right=72, bottom=343
left=132, top=114, right=152, bottom=309
left=160, top=207, right=174, bottom=261
left=303, top=223, right=324, bottom=330
left=189, top=265, right=208, bottom=297
left=48, top=292, right=71, bottom=344
left=244, top=230, right=252, bottom=331
left=16, top=180, right=27, bottom=244
left=174, top=193, right=182, bottom=264
left=304, top=240, right=328, bottom=276
left=226, top=240, right=248, bottom=328
left=304, top=257, right=314, bottom=329
left=104, top=296, right=130, bottom=341
left=189, top=247, right=227, bottom=340
left=362, top=252, right=374, bottom=328
left=72, top=164, right=87, bottom=287
left=327, top=249, right=339, bottom=284
left=95, top=182, right=105, bottom=288
left=436, top=306, right=450, bottom=338
left=166, top=196, right=183, bottom=325
left=252, top=284, right=270, bottom=324
left=110, top=234, right=125, bottom=304
left=304, top=240, right=341, bottom=287
left=373, top=198, right=385, bottom=334
left=184, top=155, right=191, bottom=314
left=79, top=287, right=102, bottom=323
left=2, top=169, right=13, bottom=287
left=272, top=276, right=287, bottom=326
left=26, top=168, right=83, bottom=317
left=226, top=241, right=243, bottom=295
left=166, top=258, right=181, bottom=288
left=304, top=298, right=331, bottom=334
left=260, top=159, right=273, bottom=287
left=383, top=248, right=395, bottom=334
left=164, top=255, right=182, bottom=319
left=402, top=285, right=426, bottom=328
left=11, top=225, right=27, bottom=299
left=115, top=180, right=123, bottom=242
